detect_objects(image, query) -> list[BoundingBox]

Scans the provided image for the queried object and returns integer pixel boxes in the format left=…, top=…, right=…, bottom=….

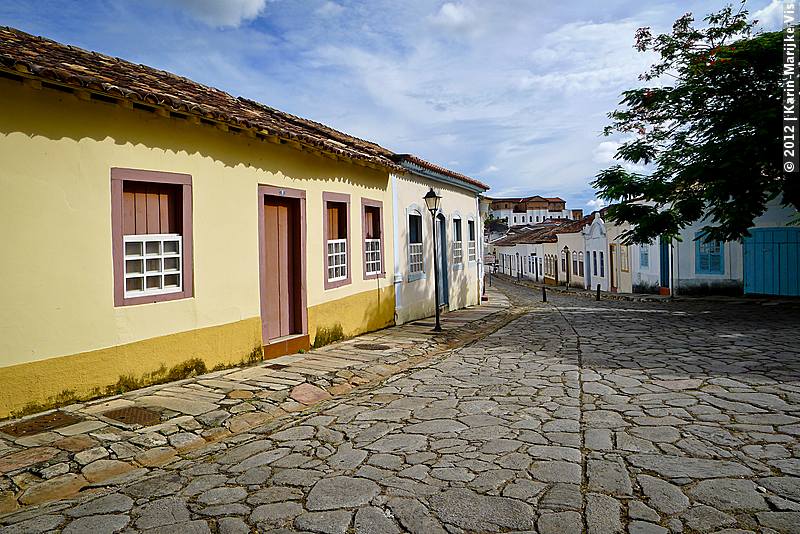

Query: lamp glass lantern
left=423, top=187, right=441, bottom=215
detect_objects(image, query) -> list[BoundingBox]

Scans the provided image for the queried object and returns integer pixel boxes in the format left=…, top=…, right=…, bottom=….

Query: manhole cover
left=353, top=343, right=390, bottom=351
left=102, top=406, right=161, bottom=427
left=0, top=411, right=82, bottom=438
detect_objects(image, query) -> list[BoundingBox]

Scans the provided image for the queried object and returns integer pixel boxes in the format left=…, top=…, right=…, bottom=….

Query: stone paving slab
left=0, top=290, right=511, bottom=516
left=3, top=278, right=798, bottom=533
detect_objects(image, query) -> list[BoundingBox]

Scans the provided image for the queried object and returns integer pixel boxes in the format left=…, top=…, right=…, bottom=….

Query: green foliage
left=246, top=346, right=263, bottom=365
left=165, top=358, right=208, bottom=382
left=593, top=2, right=795, bottom=243
left=11, top=389, right=78, bottom=418
left=484, top=214, right=508, bottom=233
left=106, top=374, right=141, bottom=396
left=313, top=323, right=345, bottom=348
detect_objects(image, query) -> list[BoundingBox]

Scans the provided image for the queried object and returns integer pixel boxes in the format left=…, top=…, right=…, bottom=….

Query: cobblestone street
left=2, top=278, right=800, bottom=533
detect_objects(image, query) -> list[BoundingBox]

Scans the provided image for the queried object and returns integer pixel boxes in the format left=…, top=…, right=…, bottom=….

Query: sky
left=0, top=0, right=783, bottom=211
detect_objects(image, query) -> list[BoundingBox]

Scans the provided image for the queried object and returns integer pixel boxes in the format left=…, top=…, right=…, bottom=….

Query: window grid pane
left=453, top=241, right=463, bottom=264
left=124, top=234, right=182, bottom=298
left=365, top=238, right=382, bottom=275
left=468, top=241, right=477, bottom=261
left=409, top=243, right=424, bottom=274
left=327, top=238, right=348, bottom=281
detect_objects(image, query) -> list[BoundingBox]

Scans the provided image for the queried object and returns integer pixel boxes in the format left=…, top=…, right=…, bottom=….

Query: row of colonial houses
left=0, top=27, right=488, bottom=418
left=489, top=201, right=799, bottom=298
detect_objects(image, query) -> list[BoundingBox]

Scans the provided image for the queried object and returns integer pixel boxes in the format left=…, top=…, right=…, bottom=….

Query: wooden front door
left=263, top=196, right=301, bottom=341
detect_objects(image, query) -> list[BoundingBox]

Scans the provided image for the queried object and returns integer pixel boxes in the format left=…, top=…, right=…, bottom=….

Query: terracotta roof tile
left=0, top=26, right=401, bottom=169
left=393, top=154, right=489, bottom=191
left=493, top=215, right=594, bottom=246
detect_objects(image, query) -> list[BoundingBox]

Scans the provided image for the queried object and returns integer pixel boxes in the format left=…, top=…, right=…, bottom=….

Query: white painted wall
left=556, top=231, right=587, bottom=288
left=490, top=208, right=574, bottom=226
left=392, top=173, right=483, bottom=324
left=583, top=217, right=609, bottom=291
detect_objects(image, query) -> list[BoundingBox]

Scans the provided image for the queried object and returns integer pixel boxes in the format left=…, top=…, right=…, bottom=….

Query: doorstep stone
left=0, top=447, right=59, bottom=474
left=226, top=413, right=272, bottom=434
left=19, top=473, right=88, bottom=505
left=55, top=421, right=108, bottom=437
left=135, top=395, right=217, bottom=416
left=327, top=383, right=353, bottom=396
left=82, top=399, right=136, bottom=415
left=168, top=432, right=206, bottom=451
left=134, top=446, right=177, bottom=467
left=0, top=490, right=19, bottom=514
left=290, top=383, right=332, bottom=405
left=74, top=447, right=110, bottom=466
left=81, top=459, right=135, bottom=483
left=53, top=435, right=99, bottom=452
left=227, top=390, right=254, bottom=399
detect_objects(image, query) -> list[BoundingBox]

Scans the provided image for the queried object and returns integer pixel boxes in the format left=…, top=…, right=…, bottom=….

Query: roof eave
left=396, top=160, right=488, bottom=195
left=0, top=59, right=402, bottom=173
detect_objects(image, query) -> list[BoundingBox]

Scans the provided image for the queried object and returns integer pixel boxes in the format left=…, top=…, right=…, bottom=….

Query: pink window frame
left=111, top=167, right=194, bottom=307
left=361, top=198, right=385, bottom=280
left=322, top=192, right=351, bottom=290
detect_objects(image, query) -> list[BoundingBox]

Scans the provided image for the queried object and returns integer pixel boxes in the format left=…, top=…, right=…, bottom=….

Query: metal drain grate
left=353, top=343, right=390, bottom=351
left=102, top=406, right=161, bottom=427
left=268, top=363, right=290, bottom=370
left=0, top=411, right=82, bottom=438
left=412, top=321, right=435, bottom=327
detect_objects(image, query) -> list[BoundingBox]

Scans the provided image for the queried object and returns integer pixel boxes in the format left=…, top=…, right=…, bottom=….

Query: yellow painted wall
left=0, top=78, right=396, bottom=404
left=606, top=222, right=633, bottom=293
left=557, top=232, right=587, bottom=288
left=392, top=173, right=482, bottom=325
left=0, top=318, right=261, bottom=419
left=308, top=285, right=395, bottom=344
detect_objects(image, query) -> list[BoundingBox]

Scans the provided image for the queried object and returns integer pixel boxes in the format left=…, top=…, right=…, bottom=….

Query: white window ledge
left=408, top=271, right=427, bottom=283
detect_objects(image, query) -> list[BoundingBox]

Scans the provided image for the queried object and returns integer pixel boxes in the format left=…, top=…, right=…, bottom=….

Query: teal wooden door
left=743, top=228, right=800, bottom=296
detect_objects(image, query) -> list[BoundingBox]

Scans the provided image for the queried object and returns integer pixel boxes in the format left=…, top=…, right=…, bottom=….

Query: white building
left=583, top=215, right=610, bottom=292
left=630, top=198, right=798, bottom=296
left=488, top=196, right=582, bottom=227
left=391, top=155, right=489, bottom=324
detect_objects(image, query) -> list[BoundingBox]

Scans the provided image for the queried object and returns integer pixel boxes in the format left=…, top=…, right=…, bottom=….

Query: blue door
left=436, top=214, right=449, bottom=305
left=743, top=227, right=800, bottom=296
left=659, top=236, right=670, bottom=289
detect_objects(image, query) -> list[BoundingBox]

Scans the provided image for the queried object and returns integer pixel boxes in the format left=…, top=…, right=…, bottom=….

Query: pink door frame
left=257, top=185, right=308, bottom=344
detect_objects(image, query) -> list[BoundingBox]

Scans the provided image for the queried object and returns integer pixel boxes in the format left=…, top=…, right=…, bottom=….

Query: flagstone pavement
left=0, top=289, right=512, bottom=519
left=2, top=277, right=800, bottom=533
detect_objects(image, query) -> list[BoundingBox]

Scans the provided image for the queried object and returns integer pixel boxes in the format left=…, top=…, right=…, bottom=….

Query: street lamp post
left=423, top=187, right=443, bottom=332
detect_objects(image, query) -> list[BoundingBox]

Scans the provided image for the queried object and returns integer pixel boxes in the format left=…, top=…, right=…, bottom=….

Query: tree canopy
left=592, top=2, right=796, bottom=243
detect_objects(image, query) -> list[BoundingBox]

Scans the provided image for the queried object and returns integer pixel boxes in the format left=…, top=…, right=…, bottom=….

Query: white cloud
left=523, top=19, right=655, bottom=94
left=429, top=2, right=478, bottom=33
left=8, top=0, right=709, bottom=212
left=593, top=141, right=620, bottom=164
left=753, top=0, right=782, bottom=30
left=586, top=198, right=607, bottom=210
left=169, top=0, right=267, bottom=27
left=592, top=138, right=649, bottom=174
left=316, top=1, right=344, bottom=17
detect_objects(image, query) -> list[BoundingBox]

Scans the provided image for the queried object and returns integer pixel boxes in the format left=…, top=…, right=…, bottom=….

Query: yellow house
left=0, top=27, right=419, bottom=417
